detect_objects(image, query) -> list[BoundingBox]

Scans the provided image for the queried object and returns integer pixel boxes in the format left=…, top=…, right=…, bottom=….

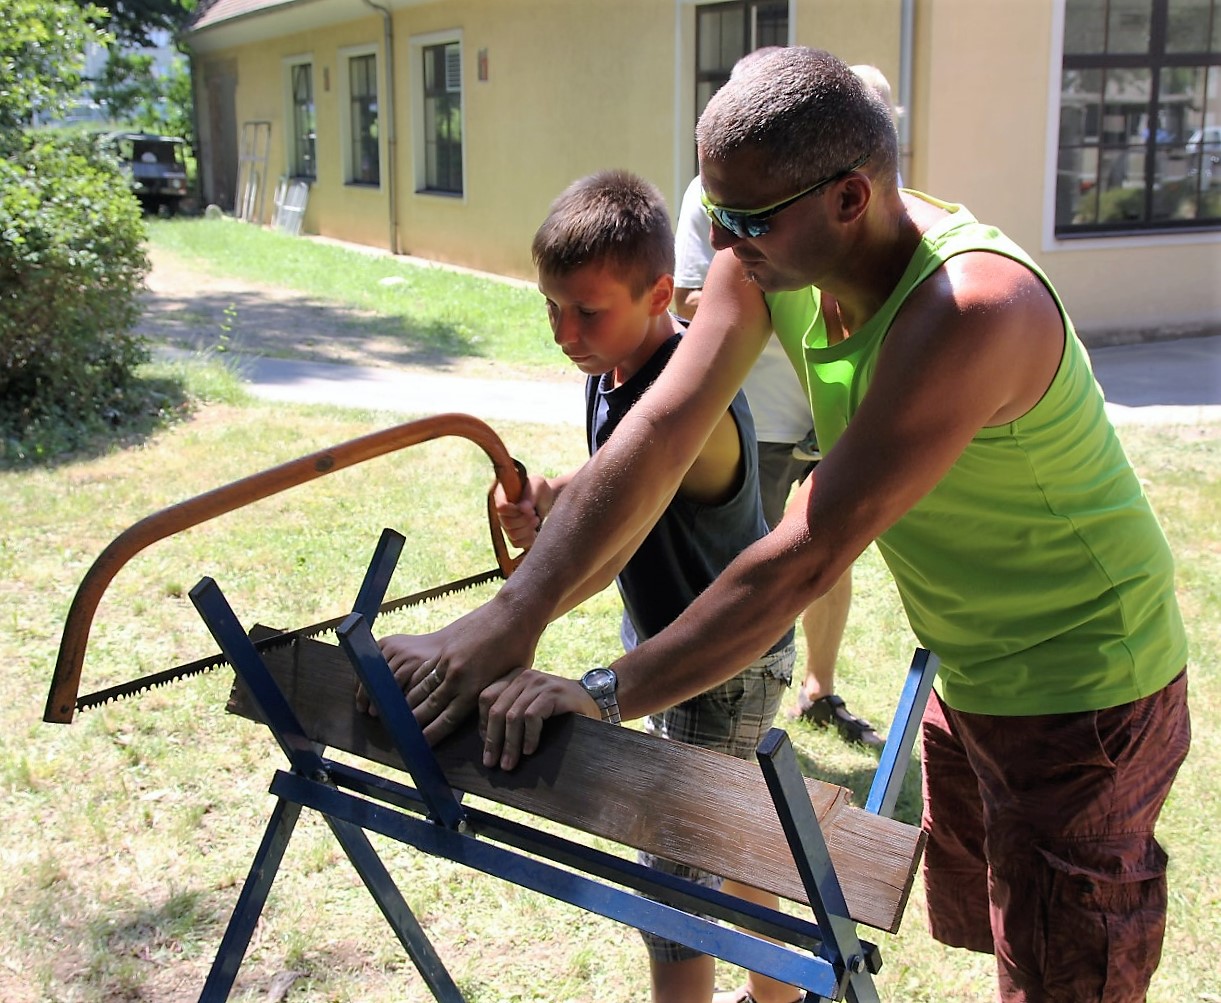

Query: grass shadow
left=138, top=285, right=492, bottom=371
left=787, top=729, right=924, bottom=827
left=94, top=886, right=209, bottom=940
left=84, top=886, right=212, bottom=970
left=1, top=356, right=242, bottom=471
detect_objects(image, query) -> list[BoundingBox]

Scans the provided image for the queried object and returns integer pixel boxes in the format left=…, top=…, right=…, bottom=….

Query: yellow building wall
left=192, top=0, right=1218, bottom=337
left=193, top=0, right=905, bottom=282
left=395, top=0, right=677, bottom=278
left=197, top=17, right=393, bottom=251
left=304, top=18, right=394, bottom=250
left=913, top=0, right=1221, bottom=338
left=794, top=0, right=901, bottom=83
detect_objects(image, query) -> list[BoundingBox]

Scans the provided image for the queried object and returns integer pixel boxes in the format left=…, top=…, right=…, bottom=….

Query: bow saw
left=44, top=413, right=526, bottom=724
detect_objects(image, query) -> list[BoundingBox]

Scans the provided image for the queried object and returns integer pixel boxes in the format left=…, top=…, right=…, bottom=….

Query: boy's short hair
left=697, top=47, right=899, bottom=190
left=532, top=170, right=675, bottom=298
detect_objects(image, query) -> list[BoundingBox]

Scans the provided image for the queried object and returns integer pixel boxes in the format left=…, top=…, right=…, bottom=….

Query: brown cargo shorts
left=921, top=670, right=1190, bottom=1002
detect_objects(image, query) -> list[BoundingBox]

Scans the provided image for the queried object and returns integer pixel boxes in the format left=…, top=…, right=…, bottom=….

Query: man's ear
left=648, top=273, right=676, bottom=316
left=835, top=173, right=872, bottom=225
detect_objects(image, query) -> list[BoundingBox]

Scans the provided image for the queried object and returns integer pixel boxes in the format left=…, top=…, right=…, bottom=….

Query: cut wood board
left=227, top=636, right=925, bottom=934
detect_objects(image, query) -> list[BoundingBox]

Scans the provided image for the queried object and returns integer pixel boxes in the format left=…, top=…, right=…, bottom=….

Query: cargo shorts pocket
left=1020, top=837, right=1168, bottom=1001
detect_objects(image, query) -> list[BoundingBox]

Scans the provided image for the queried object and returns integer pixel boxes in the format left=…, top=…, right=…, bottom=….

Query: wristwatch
left=579, top=667, right=621, bottom=725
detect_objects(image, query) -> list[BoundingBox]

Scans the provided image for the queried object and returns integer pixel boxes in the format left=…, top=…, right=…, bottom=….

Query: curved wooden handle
left=44, top=413, right=524, bottom=724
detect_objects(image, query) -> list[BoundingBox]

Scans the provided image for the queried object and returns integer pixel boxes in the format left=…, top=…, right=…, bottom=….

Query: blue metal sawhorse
left=190, top=529, right=938, bottom=1002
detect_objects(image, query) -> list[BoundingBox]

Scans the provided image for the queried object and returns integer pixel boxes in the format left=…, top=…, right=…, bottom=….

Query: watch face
left=581, top=667, right=616, bottom=695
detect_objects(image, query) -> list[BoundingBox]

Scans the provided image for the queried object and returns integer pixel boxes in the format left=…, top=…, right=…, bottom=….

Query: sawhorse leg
left=754, top=647, right=939, bottom=1001
left=199, top=796, right=301, bottom=1002
left=198, top=793, right=463, bottom=1003
left=865, top=648, right=938, bottom=818
left=323, top=815, right=464, bottom=1001
left=191, top=529, right=466, bottom=1001
left=759, top=730, right=879, bottom=1003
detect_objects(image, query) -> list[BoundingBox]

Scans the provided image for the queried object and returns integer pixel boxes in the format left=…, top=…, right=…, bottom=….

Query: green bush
left=0, top=133, right=151, bottom=460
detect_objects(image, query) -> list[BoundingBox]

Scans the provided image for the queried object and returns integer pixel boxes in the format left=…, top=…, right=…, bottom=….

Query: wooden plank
left=227, top=636, right=925, bottom=934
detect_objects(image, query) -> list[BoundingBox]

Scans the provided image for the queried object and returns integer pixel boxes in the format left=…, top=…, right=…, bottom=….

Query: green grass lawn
left=2, top=353, right=1217, bottom=1003
left=145, top=217, right=560, bottom=372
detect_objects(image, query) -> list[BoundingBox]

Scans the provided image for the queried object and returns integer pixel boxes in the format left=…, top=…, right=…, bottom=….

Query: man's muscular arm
left=483, top=250, right=1066, bottom=767
left=607, top=251, right=1067, bottom=713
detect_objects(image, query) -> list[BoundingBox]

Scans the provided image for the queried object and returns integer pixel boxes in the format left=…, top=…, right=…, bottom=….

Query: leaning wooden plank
left=227, top=636, right=925, bottom=934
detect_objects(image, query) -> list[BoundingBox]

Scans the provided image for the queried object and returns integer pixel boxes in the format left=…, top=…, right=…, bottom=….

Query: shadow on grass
left=1, top=373, right=198, bottom=472
left=788, top=734, right=924, bottom=827
left=54, top=884, right=239, bottom=1000
left=88, top=885, right=210, bottom=958
left=138, top=285, right=486, bottom=371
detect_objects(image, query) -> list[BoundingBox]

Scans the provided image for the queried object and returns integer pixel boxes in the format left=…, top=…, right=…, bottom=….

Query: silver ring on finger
left=422, top=668, right=442, bottom=695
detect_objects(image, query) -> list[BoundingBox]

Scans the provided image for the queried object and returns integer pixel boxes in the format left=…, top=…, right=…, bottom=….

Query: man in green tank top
left=387, top=47, right=1189, bottom=1003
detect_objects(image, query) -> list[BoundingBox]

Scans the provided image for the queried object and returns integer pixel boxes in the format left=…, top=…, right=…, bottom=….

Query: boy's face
left=538, top=262, right=671, bottom=382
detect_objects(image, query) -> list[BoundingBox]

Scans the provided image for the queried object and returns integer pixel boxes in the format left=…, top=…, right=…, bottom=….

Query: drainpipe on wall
left=363, top=0, right=399, bottom=254
left=899, top=0, right=914, bottom=185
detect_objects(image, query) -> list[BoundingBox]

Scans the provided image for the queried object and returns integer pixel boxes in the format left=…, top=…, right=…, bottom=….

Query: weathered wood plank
left=227, top=636, right=925, bottom=934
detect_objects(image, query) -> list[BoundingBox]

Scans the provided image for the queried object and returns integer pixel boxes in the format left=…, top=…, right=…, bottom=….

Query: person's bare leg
left=650, top=954, right=715, bottom=1003
left=798, top=567, right=851, bottom=701
left=710, top=882, right=800, bottom=1003
left=789, top=568, right=882, bottom=747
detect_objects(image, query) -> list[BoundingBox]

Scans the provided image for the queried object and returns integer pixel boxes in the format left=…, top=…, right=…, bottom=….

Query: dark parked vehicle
left=105, top=131, right=189, bottom=214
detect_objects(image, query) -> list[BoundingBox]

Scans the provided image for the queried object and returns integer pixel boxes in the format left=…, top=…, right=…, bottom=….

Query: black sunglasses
left=700, top=154, right=870, bottom=239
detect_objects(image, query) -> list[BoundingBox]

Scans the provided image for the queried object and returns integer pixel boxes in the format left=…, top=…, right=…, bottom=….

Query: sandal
left=791, top=428, right=822, bottom=463
left=791, top=692, right=885, bottom=749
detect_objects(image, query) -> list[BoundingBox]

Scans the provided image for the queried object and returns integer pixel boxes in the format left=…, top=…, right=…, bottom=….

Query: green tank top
left=766, top=192, right=1187, bottom=715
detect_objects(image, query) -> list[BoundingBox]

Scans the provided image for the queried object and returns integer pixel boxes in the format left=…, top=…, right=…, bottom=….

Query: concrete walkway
left=1087, top=334, right=1221, bottom=425
left=235, top=353, right=586, bottom=426
left=217, top=334, right=1221, bottom=428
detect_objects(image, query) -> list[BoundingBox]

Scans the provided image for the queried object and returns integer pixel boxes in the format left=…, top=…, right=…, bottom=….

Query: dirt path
left=136, top=244, right=553, bottom=380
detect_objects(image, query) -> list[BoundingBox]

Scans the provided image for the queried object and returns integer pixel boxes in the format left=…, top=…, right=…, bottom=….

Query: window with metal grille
left=423, top=41, right=463, bottom=194
left=695, top=0, right=788, bottom=126
left=290, top=62, right=316, bottom=179
left=348, top=52, right=379, bottom=186
left=1056, top=0, right=1220, bottom=234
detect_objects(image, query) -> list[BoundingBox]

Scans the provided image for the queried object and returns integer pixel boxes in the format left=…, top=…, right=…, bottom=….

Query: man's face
left=699, top=148, right=836, bottom=293
left=538, top=262, right=663, bottom=381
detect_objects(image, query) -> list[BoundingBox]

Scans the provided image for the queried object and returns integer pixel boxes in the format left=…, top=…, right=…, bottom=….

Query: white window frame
left=409, top=29, right=466, bottom=200
left=339, top=43, right=382, bottom=188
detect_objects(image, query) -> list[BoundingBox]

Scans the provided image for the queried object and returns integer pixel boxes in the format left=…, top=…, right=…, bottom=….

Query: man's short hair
left=696, top=47, right=899, bottom=190
left=532, top=170, right=674, bottom=298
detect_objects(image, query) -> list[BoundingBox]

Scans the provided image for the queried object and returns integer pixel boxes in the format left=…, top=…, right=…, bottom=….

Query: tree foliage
left=85, top=0, right=199, bottom=147
left=95, top=50, right=159, bottom=123
left=159, top=55, right=195, bottom=142
left=76, top=0, right=196, bottom=47
left=0, top=0, right=174, bottom=464
left=94, top=48, right=195, bottom=144
left=0, top=134, right=152, bottom=462
left=0, top=0, right=109, bottom=134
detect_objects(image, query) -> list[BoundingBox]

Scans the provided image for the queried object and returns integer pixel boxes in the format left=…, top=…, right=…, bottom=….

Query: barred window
left=348, top=53, right=379, bottom=186
left=695, top=0, right=788, bottom=124
left=290, top=62, right=315, bottom=179
left=422, top=41, right=463, bottom=194
left=1056, top=0, right=1221, bottom=234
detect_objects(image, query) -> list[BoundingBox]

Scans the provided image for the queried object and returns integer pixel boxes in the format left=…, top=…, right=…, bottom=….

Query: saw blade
left=75, top=567, right=504, bottom=712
